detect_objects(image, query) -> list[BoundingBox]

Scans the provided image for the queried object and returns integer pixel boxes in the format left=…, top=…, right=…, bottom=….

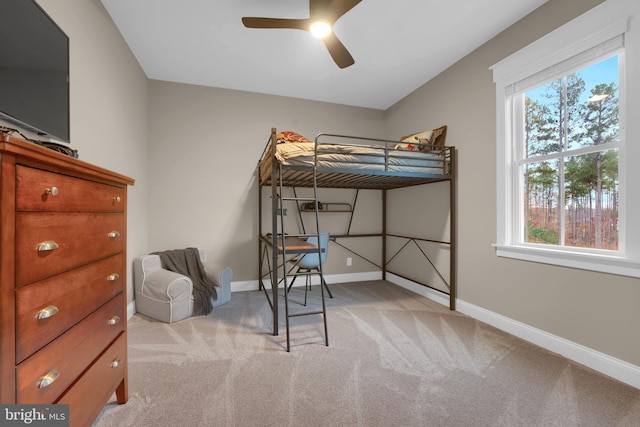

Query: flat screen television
left=0, top=0, right=70, bottom=143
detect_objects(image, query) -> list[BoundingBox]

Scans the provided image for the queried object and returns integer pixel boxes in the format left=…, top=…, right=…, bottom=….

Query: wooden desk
left=262, top=234, right=326, bottom=254
left=276, top=236, right=324, bottom=254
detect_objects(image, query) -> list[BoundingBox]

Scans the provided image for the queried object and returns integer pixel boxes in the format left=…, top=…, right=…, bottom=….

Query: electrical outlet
left=346, top=257, right=352, bottom=266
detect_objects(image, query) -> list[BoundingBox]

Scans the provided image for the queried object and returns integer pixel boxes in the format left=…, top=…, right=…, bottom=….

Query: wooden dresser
left=0, top=134, right=134, bottom=426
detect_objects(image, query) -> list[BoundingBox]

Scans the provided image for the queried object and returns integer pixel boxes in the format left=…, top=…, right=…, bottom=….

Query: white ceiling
left=101, top=0, right=547, bottom=110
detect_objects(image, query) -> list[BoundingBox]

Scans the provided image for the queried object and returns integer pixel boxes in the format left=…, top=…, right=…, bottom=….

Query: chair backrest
left=297, top=232, right=329, bottom=269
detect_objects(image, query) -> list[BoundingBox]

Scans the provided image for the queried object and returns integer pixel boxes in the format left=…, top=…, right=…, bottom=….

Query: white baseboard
left=455, top=299, right=640, bottom=390
left=231, top=271, right=382, bottom=293
left=386, top=273, right=451, bottom=307
left=387, top=274, right=640, bottom=390
left=231, top=280, right=260, bottom=292
left=326, top=271, right=382, bottom=283
left=127, top=300, right=136, bottom=320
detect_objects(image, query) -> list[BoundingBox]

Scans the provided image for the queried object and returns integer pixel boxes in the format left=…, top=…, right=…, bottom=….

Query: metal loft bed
left=257, top=127, right=456, bottom=350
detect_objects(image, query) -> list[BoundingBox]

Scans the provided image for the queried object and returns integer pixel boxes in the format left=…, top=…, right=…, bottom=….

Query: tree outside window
left=520, top=56, right=619, bottom=251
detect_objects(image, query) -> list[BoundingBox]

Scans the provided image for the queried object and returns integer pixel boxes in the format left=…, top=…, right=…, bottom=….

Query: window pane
left=564, top=150, right=619, bottom=250
left=524, top=91, right=559, bottom=157
left=580, top=57, right=619, bottom=150
left=524, top=55, right=619, bottom=157
left=523, top=160, right=560, bottom=245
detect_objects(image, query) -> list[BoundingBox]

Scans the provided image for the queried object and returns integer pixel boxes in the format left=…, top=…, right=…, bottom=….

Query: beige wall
left=386, top=0, right=640, bottom=367
left=37, top=0, right=149, bottom=304
left=147, top=81, right=385, bottom=279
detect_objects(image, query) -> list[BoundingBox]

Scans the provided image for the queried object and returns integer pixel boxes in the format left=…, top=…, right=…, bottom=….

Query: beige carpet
left=94, top=281, right=640, bottom=426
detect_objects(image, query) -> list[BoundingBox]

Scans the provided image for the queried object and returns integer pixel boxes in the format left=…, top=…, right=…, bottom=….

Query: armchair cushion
left=143, top=269, right=193, bottom=302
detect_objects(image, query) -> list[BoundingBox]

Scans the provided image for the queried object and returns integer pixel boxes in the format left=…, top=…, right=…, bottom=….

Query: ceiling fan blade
left=322, top=33, right=354, bottom=68
left=242, top=17, right=310, bottom=31
left=326, top=0, right=362, bottom=22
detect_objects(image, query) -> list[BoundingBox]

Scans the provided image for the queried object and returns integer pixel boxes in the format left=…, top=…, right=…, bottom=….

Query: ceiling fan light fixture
left=310, top=20, right=332, bottom=38
left=242, top=0, right=360, bottom=68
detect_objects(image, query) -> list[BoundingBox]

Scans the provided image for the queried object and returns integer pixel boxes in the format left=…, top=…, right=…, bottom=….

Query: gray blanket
left=152, top=247, right=217, bottom=316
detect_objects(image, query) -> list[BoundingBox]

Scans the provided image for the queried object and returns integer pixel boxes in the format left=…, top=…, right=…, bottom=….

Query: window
left=521, top=55, right=620, bottom=251
left=491, top=1, right=640, bottom=278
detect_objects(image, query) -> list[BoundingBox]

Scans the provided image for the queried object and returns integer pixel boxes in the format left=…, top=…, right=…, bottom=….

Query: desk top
left=262, top=235, right=325, bottom=254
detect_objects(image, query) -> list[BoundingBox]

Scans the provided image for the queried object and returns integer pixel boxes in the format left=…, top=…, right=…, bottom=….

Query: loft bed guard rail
left=258, top=127, right=456, bottom=340
left=259, top=130, right=453, bottom=190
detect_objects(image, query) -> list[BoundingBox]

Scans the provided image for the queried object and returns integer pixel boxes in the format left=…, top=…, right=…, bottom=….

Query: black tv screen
left=0, top=0, right=70, bottom=143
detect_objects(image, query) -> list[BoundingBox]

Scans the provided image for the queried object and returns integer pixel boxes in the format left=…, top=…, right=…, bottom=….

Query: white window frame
left=491, top=0, right=640, bottom=278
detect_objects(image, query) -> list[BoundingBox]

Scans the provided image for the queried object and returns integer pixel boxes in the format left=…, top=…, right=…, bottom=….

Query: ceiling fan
left=241, top=0, right=362, bottom=69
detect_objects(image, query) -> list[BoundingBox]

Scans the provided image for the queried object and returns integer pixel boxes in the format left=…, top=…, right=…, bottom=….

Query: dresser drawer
left=15, top=212, right=125, bottom=286
left=57, top=332, right=127, bottom=427
left=15, top=253, right=124, bottom=362
left=16, top=165, right=126, bottom=212
left=16, top=294, right=125, bottom=404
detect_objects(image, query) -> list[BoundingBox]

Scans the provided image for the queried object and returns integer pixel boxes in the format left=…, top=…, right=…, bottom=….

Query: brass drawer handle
left=36, top=305, right=59, bottom=320
left=107, top=231, right=120, bottom=239
left=107, top=315, right=121, bottom=325
left=44, top=187, right=59, bottom=196
left=110, top=357, right=122, bottom=368
left=107, top=273, right=120, bottom=282
left=113, top=196, right=121, bottom=203
left=38, top=369, right=60, bottom=388
left=36, top=240, right=59, bottom=251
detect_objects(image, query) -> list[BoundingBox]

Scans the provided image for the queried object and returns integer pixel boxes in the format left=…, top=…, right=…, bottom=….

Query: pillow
left=398, top=126, right=447, bottom=152
left=393, top=142, right=420, bottom=151
left=401, top=130, right=434, bottom=144
left=399, top=130, right=434, bottom=152
left=276, top=131, right=311, bottom=144
left=430, top=125, right=447, bottom=152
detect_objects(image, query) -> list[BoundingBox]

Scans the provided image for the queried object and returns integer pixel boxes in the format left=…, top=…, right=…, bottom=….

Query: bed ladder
left=275, top=162, right=329, bottom=352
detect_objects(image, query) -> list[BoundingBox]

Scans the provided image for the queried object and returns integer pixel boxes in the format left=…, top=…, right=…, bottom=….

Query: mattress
left=274, top=142, right=446, bottom=175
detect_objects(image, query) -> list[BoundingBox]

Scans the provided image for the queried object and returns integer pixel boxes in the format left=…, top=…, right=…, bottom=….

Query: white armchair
left=133, top=248, right=231, bottom=323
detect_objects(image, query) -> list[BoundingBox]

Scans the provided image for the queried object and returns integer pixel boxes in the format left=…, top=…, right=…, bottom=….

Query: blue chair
left=287, top=232, right=332, bottom=305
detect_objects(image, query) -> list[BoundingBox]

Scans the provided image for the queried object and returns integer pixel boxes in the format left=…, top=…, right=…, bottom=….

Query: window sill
left=494, top=244, right=640, bottom=278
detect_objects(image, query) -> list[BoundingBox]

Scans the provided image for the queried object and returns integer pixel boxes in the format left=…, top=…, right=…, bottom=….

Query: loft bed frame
left=257, top=127, right=456, bottom=344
